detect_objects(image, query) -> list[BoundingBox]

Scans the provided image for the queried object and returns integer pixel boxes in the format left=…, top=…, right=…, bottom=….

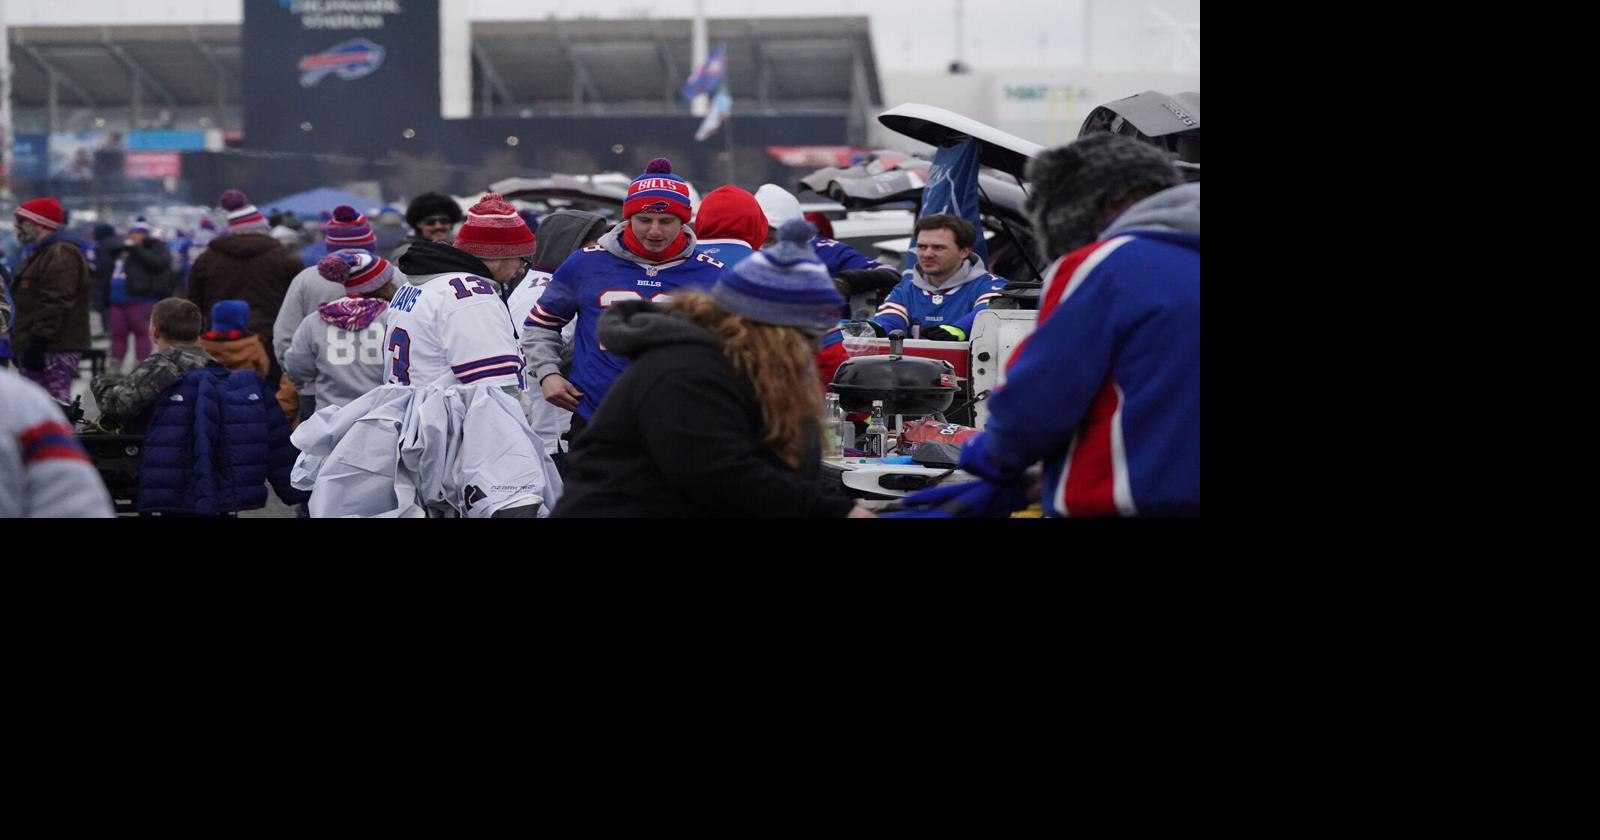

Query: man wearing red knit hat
left=383, top=192, right=534, bottom=390
left=10, top=197, right=93, bottom=402
left=521, top=157, right=728, bottom=441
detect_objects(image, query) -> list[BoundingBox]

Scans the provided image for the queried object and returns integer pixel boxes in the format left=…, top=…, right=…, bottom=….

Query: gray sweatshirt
left=272, top=261, right=352, bottom=395
left=282, top=297, right=390, bottom=409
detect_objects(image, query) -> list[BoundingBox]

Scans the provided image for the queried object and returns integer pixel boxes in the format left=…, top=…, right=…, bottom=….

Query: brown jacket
left=198, top=331, right=271, bottom=378
left=184, top=232, right=304, bottom=347
left=11, top=236, right=92, bottom=352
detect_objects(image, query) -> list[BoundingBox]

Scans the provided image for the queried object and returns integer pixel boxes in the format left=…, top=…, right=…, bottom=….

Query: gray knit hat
left=713, top=219, right=846, bottom=335
left=1025, top=134, right=1182, bottom=261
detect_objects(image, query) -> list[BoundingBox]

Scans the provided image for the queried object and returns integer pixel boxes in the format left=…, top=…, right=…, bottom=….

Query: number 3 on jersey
left=388, top=327, right=411, bottom=384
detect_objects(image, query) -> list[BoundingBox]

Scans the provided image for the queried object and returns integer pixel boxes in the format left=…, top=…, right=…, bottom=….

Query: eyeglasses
left=419, top=215, right=454, bottom=226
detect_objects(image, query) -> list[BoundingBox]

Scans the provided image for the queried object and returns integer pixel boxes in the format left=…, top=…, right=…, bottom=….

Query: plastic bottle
left=864, top=400, right=888, bottom=458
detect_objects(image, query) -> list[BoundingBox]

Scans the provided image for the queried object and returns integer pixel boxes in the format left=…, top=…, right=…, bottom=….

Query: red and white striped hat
left=318, top=250, right=394, bottom=296
left=452, top=193, right=537, bottom=259
left=219, top=189, right=270, bottom=234
left=323, top=205, right=376, bottom=252
left=16, top=197, right=66, bottom=231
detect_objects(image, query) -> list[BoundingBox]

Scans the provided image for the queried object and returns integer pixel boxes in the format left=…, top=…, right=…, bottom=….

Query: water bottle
left=864, top=400, right=888, bottom=458
left=823, top=393, right=844, bottom=459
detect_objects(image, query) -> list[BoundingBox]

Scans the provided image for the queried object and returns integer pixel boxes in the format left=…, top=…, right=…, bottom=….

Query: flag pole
left=723, top=106, right=736, bottom=186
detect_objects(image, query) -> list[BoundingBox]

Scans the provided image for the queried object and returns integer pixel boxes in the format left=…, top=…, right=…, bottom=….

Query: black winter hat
left=1025, top=134, right=1181, bottom=261
left=404, top=191, right=464, bottom=229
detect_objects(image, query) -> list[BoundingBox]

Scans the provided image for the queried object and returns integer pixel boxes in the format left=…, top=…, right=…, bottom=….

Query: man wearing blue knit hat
left=520, top=157, right=728, bottom=444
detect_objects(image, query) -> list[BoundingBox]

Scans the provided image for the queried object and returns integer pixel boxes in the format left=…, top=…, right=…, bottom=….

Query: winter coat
left=92, top=228, right=121, bottom=311
left=197, top=330, right=271, bottom=378
left=90, top=344, right=218, bottom=429
left=10, top=231, right=93, bottom=354
left=118, top=238, right=176, bottom=302
left=136, top=366, right=308, bottom=515
left=554, top=300, right=856, bottom=518
left=184, top=231, right=304, bottom=346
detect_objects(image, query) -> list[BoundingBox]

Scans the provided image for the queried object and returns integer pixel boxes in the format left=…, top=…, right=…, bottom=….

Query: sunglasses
left=419, top=215, right=454, bottom=226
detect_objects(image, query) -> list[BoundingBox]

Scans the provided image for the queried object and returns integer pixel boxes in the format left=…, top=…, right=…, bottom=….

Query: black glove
left=834, top=268, right=902, bottom=296
left=20, top=337, right=52, bottom=371
left=859, top=320, right=887, bottom=338
left=921, top=325, right=965, bottom=342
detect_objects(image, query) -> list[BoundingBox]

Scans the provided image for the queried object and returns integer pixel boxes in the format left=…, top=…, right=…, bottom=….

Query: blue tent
left=258, top=187, right=385, bottom=220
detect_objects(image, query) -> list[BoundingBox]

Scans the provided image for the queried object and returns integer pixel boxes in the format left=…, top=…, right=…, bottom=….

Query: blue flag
left=905, top=137, right=989, bottom=269
left=681, top=43, right=728, bottom=102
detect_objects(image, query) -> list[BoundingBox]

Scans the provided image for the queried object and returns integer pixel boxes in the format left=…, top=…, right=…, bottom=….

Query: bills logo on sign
left=299, top=38, right=386, bottom=88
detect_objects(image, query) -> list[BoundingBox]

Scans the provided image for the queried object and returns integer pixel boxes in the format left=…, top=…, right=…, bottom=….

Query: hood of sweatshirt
left=396, top=239, right=494, bottom=282
left=206, top=231, right=288, bottom=259
left=908, top=252, right=993, bottom=295
left=596, top=299, right=724, bottom=359
left=531, top=210, right=610, bottom=272
left=692, top=185, right=768, bottom=251
left=1102, top=182, right=1200, bottom=242
left=597, top=222, right=700, bottom=269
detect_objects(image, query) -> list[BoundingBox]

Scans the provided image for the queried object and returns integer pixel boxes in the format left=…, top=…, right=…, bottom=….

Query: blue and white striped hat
left=713, top=219, right=845, bottom=335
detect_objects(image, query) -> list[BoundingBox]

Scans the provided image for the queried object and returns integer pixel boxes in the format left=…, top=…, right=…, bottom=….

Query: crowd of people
left=1, top=132, right=1200, bottom=518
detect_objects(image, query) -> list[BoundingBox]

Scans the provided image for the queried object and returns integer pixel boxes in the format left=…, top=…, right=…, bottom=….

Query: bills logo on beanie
left=452, top=192, right=538, bottom=259
left=219, top=189, right=270, bottom=234
left=624, top=158, right=692, bottom=222
left=323, top=205, right=376, bottom=253
left=318, top=250, right=394, bottom=296
left=16, top=197, right=66, bottom=231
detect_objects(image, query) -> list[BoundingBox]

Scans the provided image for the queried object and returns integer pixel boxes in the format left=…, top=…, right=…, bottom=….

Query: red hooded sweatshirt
left=692, top=185, right=769, bottom=251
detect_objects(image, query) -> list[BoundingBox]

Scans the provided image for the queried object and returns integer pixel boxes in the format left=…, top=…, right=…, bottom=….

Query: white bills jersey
left=382, top=272, right=525, bottom=389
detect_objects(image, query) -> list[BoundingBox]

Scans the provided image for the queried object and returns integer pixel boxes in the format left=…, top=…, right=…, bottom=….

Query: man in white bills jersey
left=385, top=193, right=534, bottom=390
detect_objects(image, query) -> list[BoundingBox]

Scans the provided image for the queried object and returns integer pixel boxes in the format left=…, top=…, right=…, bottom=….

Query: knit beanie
left=754, top=184, right=802, bottom=231
left=219, top=189, right=270, bottom=234
left=16, top=197, right=65, bottom=231
left=623, top=158, right=692, bottom=222
left=404, top=191, right=464, bottom=229
left=452, top=193, right=538, bottom=259
left=129, top=217, right=153, bottom=236
left=713, top=219, right=845, bottom=335
left=1024, top=134, right=1182, bottom=259
left=211, top=300, right=250, bottom=334
left=323, top=205, right=376, bottom=253
left=318, top=250, right=395, bottom=296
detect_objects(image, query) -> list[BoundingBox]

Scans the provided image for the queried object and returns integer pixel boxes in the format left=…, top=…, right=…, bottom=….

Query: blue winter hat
left=713, top=219, right=845, bottom=335
left=211, top=300, right=250, bottom=334
left=129, top=217, right=153, bottom=235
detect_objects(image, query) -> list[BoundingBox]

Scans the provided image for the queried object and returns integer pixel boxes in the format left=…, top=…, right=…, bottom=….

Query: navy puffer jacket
left=137, top=366, right=309, bottom=514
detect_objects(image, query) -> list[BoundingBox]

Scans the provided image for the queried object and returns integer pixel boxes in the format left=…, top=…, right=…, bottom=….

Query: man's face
left=629, top=212, right=684, bottom=254
left=15, top=219, right=40, bottom=244
left=417, top=214, right=455, bottom=243
left=482, top=256, right=530, bottom=285
left=913, top=227, right=970, bottom=283
left=128, top=231, right=146, bottom=246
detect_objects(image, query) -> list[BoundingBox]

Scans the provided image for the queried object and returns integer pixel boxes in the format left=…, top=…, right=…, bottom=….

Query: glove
left=921, top=325, right=966, bottom=342
left=834, top=268, right=902, bottom=296
left=863, top=320, right=887, bottom=338
left=955, top=431, right=1020, bottom=483
left=20, top=337, right=51, bottom=372
left=882, top=477, right=1028, bottom=518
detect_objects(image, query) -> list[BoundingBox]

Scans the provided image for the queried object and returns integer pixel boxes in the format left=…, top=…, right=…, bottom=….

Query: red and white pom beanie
left=219, top=189, right=270, bottom=234
left=16, top=197, right=66, bottom=231
left=318, top=250, right=394, bottom=295
left=452, top=193, right=538, bottom=259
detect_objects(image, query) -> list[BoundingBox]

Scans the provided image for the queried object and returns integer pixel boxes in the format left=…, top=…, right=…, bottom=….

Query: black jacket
left=554, top=300, right=855, bottom=518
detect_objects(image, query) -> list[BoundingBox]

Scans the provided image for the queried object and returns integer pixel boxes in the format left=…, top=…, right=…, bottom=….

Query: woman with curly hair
left=554, top=219, right=873, bottom=518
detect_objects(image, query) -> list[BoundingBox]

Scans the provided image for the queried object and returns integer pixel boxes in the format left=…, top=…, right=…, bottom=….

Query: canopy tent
left=257, top=187, right=386, bottom=220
